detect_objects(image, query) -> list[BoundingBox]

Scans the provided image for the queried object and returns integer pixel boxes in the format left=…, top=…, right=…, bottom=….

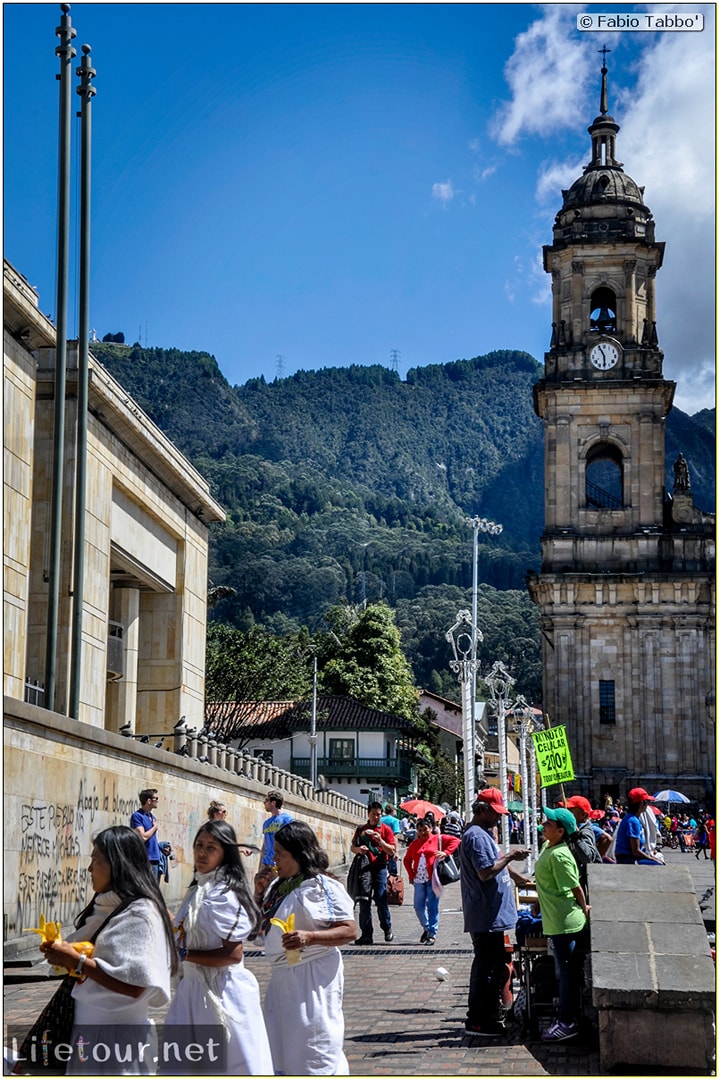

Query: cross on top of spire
left=598, top=45, right=611, bottom=115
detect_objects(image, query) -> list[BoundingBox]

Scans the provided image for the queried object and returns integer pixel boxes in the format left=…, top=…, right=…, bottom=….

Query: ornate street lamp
left=511, top=696, right=544, bottom=871
left=483, top=659, right=515, bottom=850
left=468, top=517, right=503, bottom=757
left=446, top=610, right=483, bottom=819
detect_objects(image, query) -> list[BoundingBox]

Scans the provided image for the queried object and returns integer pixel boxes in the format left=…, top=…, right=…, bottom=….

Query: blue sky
left=4, top=3, right=715, bottom=413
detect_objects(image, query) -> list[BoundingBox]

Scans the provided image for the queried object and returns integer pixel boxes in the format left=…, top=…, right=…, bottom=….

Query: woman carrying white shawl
left=39, top=826, right=176, bottom=1075
left=261, top=821, right=357, bottom=1075
left=163, top=820, right=273, bottom=1075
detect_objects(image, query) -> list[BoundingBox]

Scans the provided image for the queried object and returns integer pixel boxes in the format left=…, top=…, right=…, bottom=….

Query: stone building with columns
left=527, top=67, right=715, bottom=803
left=3, top=259, right=225, bottom=735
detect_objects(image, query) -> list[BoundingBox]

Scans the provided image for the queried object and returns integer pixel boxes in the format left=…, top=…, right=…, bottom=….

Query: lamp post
left=511, top=696, right=543, bottom=871
left=484, top=659, right=515, bottom=851
left=468, top=517, right=503, bottom=762
left=308, top=653, right=318, bottom=788
left=446, top=610, right=483, bottom=820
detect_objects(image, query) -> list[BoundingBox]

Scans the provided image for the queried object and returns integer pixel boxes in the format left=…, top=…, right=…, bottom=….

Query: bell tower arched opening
left=589, top=286, right=617, bottom=334
left=585, top=442, right=623, bottom=509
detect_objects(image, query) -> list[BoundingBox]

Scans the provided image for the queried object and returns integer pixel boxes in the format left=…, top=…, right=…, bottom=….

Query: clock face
left=590, top=342, right=619, bottom=370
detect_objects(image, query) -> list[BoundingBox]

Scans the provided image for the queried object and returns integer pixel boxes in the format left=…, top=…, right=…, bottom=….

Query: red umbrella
left=649, top=805, right=663, bottom=816
left=400, top=799, right=446, bottom=821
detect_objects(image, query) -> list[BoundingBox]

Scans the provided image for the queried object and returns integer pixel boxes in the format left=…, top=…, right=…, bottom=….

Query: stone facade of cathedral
left=527, top=64, right=715, bottom=804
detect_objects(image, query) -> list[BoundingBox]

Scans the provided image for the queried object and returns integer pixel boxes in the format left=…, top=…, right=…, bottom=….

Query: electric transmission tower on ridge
left=275, top=354, right=285, bottom=379
left=390, top=349, right=400, bottom=373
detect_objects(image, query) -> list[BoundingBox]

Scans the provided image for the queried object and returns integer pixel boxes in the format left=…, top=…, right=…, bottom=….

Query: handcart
left=513, top=887, right=558, bottom=1037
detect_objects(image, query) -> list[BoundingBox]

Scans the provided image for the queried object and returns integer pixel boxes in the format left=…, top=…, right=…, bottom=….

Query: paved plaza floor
left=4, top=847, right=714, bottom=1076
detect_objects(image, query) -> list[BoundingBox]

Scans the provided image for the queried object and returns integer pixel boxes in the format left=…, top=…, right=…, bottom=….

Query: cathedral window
left=599, top=680, right=616, bottom=724
left=585, top=443, right=623, bottom=509
left=589, top=286, right=617, bottom=333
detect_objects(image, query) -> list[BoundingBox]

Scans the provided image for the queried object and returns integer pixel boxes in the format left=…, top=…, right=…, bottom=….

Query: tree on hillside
left=205, top=623, right=312, bottom=746
left=317, top=603, right=419, bottom=721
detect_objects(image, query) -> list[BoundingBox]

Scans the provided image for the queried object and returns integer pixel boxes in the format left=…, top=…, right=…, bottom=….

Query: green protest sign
left=531, top=725, right=575, bottom=786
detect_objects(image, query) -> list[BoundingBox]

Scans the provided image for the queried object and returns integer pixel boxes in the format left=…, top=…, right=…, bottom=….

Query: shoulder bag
left=436, top=834, right=461, bottom=885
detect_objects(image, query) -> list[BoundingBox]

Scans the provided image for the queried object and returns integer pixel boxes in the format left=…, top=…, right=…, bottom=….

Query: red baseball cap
left=565, top=796, right=593, bottom=815
left=589, top=809, right=605, bottom=821
left=474, top=788, right=509, bottom=815
left=628, top=787, right=655, bottom=803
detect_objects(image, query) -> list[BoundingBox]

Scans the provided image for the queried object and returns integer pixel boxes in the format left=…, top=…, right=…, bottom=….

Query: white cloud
left=432, top=180, right=456, bottom=204
left=535, top=155, right=586, bottom=204
left=616, top=14, right=715, bottom=410
left=491, top=4, right=593, bottom=146
left=493, top=4, right=716, bottom=412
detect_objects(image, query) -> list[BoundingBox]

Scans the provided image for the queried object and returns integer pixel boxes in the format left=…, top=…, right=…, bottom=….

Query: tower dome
left=552, top=58, right=655, bottom=244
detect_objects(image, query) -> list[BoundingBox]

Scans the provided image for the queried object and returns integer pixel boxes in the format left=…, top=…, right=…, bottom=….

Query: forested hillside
left=93, top=341, right=715, bottom=700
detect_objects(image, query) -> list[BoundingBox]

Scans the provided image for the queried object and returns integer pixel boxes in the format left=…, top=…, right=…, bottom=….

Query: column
left=112, top=586, right=139, bottom=733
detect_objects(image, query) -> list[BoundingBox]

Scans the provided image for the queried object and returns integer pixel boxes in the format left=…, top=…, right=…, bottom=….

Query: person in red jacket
left=403, top=813, right=460, bottom=945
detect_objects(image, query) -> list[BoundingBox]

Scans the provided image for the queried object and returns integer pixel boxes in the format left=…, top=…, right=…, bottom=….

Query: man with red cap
left=614, top=788, right=665, bottom=865
left=564, top=796, right=606, bottom=891
left=460, top=788, right=531, bottom=1036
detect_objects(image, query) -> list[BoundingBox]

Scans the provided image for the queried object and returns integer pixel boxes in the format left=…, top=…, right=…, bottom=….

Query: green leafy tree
left=317, top=603, right=419, bottom=721
left=205, top=623, right=312, bottom=747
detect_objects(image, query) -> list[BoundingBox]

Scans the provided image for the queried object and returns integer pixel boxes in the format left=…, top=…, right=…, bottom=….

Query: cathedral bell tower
left=527, top=58, right=715, bottom=803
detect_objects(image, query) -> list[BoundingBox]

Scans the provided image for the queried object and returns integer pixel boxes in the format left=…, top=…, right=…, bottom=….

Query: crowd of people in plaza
left=20, top=784, right=714, bottom=1074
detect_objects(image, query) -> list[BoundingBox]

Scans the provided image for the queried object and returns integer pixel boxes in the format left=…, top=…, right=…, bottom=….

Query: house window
left=599, top=681, right=616, bottom=725
left=253, top=749, right=273, bottom=763
left=328, top=738, right=355, bottom=762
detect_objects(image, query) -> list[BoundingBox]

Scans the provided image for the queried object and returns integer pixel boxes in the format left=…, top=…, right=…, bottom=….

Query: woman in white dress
left=39, top=826, right=176, bottom=1075
left=261, top=821, right=357, bottom=1075
left=163, top=819, right=273, bottom=1075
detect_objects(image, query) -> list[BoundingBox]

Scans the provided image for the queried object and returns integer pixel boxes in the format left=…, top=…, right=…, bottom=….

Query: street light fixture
left=510, top=695, right=544, bottom=871
left=483, top=658, right=515, bottom=851
left=446, top=609, right=483, bottom=819
left=468, top=516, right=503, bottom=792
left=308, top=653, right=319, bottom=788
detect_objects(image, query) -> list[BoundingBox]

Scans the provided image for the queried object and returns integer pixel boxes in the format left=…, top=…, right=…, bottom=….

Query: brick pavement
left=5, top=848, right=712, bottom=1076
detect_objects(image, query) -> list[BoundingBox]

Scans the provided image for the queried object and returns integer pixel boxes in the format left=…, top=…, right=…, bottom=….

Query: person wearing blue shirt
left=614, top=788, right=664, bottom=865
left=459, top=788, right=531, bottom=1037
left=254, top=790, right=293, bottom=901
left=381, top=804, right=402, bottom=874
left=130, top=788, right=162, bottom=878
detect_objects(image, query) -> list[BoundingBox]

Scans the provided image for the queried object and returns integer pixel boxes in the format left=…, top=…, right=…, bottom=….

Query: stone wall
left=4, top=697, right=366, bottom=958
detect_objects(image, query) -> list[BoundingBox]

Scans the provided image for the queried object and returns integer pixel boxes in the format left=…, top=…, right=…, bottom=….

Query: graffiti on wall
left=12, top=776, right=137, bottom=936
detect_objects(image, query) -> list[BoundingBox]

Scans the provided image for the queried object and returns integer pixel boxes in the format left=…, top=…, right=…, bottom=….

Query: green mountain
left=92, top=342, right=715, bottom=658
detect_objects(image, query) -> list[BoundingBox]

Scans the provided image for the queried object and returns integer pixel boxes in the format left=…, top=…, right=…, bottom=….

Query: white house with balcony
left=209, top=695, right=419, bottom=805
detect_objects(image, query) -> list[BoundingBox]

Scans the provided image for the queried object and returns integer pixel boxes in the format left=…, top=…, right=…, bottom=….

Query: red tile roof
left=206, top=695, right=417, bottom=742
